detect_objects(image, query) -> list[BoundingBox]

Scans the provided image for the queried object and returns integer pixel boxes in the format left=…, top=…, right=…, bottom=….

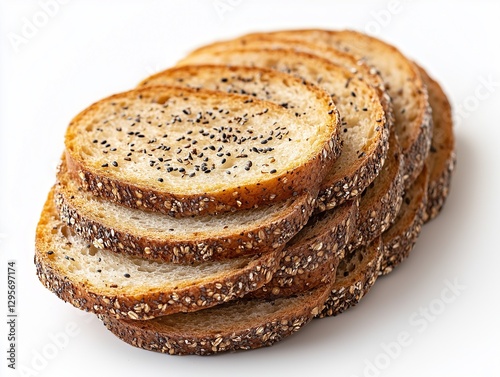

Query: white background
left=1, top=1, right=499, bottom=376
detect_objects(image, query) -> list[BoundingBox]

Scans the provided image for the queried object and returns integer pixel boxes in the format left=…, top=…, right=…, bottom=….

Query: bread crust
left=65, top=86, right=340, bottom=217
left=417, top=66, right=456, bottom=222
left=350, top=130, right=405, bottom=248
left=379, top=165, right=429, bottom=275
left=248, top=199, right=358, bottom=299
left=56, top=160, right=316, bottom=263
left=99, top=283, right=332, bottom=355
left=36, top=190, right=285, bottom=320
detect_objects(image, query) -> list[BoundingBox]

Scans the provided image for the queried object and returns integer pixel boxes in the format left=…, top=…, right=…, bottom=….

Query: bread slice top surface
left=56, top=158, right=315, bottom=263
left=178, top=48, right=389, bottom=205
left=36, top=189, right=283, bottom=318
left=240, top=29, right=432, bottom=185
left=64, top=85, right=339, bottom=215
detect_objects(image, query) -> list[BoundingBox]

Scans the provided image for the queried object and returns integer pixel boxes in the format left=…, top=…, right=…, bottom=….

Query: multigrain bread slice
left=179, top=35, right=394, bottom=134
left=418, top=67, right=456, bottom=222
left=318, top=237, right=383, bottom=318
left=379, top=165, right=429, bottom=275
left=177, top=48, right=389, bottom=212
left=100, top=282, right=333, bottom=355
left=56, top=159, right=315, bottom=263
left=350, top=130, right=405, bottom=249
left=64, top=86, right=340, bottom=217
left=35, top=189, right=285, bottom=320
left=240, top=29, right=432, bottom=187
left=248, top=199, right=358, bottom=299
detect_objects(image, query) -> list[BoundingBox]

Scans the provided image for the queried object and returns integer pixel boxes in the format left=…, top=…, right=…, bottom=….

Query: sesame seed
left=124, top=273, right=131, bottom=278
left=270, top=169, right=277, bottom=174
left=112, top=161, right=118, bottom=167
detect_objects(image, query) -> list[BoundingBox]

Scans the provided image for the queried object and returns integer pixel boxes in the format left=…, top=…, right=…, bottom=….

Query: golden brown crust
left=248, top=199, right=358, bottom=299
left=350, top=130, right=405, bottom=248
left=35, top=190, right=284, bottom=320
left=99, top=284, right=332, bottom=355
left=64, top=86, right=340, bottom=218
left=379, top=165, right=429, bottom=275
left=417, top=66, right=456, bottom=222
left=317, top=237, right=383, bottom=318
left=56, top=160, right=316, bottom=263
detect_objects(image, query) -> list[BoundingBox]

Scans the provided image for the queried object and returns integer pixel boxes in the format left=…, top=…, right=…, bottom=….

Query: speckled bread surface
left=179, top=48, right=389, bottom=212
left=64, top=85, right=340, bottom=217
left=238, top=29, right=433, bottom=187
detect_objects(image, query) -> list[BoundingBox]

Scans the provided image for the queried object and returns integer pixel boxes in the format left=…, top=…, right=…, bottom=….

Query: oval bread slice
left=100, top=282, right=333, bottom=355
left=35, top=189, right=284, bottom=320
left=178, top=48, right=389, bottom=211
left=240, top=29, right=433, bottom=187
left=64, top=86, right=340, bottom=217
left=56, top=158, right=315, bottom=263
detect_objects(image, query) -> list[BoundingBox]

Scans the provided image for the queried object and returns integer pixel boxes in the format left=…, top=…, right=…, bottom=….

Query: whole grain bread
left=417, top=67, right=456, bottom=222
left=380, top=165, right=429, bottom=275
left=350, top=129, right=405, bottom=249
left=100, top=282, right=332, bottom=355
left=239, top=29, right=432, bottom=187
left=318, top=237, right=383, bottom=318
left=56, top=157, right=316, bottom=264
left=64, top=85, right=340, bottom=217
left=36, top=189, right=285, bottom=320
left=177, top=48, right=389, bottom=211
left=248, top=199, right=358, bottom=299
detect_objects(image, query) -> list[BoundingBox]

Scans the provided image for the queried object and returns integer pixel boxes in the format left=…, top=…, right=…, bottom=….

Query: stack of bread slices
left=35, top=29, right=456, bottom=355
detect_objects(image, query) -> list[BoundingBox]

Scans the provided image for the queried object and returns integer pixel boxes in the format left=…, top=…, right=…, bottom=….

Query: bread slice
left=56, top=159, right=316, bottom=263
left=177, top=48, right=389, bottom=211
left=379, top=165, right=429, bottom=275
left=318, top=237, right=383, bottom=318
left=64, top=85, right=340, bottom=217
left=418, top=67, right=456, bottom=222
left=238, top=29, right=432, bottom=187
left=180, top=34, right=394, bottom=134
left=100, top=282, right=333, bottom=355
left=249, top=199, right=358, bottom=299
left=99, top=239, right=382, bottom=355
left=350, top=129, right=405, bottom=249
left=35, top=189, right=286, bottom=320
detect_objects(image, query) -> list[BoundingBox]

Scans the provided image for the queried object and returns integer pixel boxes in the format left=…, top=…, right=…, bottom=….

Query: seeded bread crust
left=64, top=86, right=340, bottom=217
left=36, top=190, right=285, bottom=320
left=379, top=165, right=429, bottom=275
left=248, top=199, right=358, bottom=299
left=100, top=283, right=332, bottom=355
left=55, top=160, right=315, bottom=263
left=417, top=66, right=456, bottom=222
left=243, top=29, right=433, bottom=187
left=317, top=237, right=383, bottom=318
left=350, top=130, right=405, bottom=249
left=178, top=48, right=389, bottom=212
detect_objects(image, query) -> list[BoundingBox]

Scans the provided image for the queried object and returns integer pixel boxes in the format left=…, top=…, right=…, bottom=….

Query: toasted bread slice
left=35, top=189, right=285, bottom=320
left=418, top=67, right=456, bottom=222
left=239, top=29, right=432, bottom=187
left=100, top=282, right=333, bottom=355
left=178, top=48, right=389, bottom=211
left=380, top=165, right=429, bottom=275
left=56, top=159, right=316, bottom=263
left=64, top=86, right=340, bottom=217
left=318, top=237, right=383, bottom=318
left=249, top=199, right=358, bottom=299
left=350, top=130, right=405, bottom=248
